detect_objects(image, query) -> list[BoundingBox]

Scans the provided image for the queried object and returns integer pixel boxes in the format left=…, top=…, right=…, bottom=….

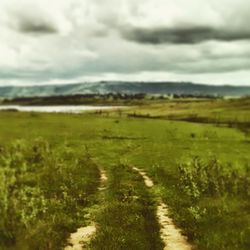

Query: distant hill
left=0, top=81, right=250, bottom=98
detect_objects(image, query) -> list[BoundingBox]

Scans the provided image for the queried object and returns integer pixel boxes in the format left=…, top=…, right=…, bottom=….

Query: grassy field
left=124, top=98, right=250, bottom=125
left=0, top=98, right=249, bottom=249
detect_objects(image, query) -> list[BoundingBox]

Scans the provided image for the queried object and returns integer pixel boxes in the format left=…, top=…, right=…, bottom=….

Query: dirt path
left=64, top=167, right=107, bottom=250
left=98, top=168, right=108, bottom=191
left=132, top=167, right=192, bottom=250
left=65, top=166, right=191, bottom=250
left=64, top=226, right=96, bottom=250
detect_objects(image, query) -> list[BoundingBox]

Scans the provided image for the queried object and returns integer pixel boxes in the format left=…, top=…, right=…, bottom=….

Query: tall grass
left=179, top=157, right=250, bottom=199
left=149, top=157, right=250, bottom=249
left=160, top=157, right=250, bottom=250
left=0, top=139, right=99, bottom=249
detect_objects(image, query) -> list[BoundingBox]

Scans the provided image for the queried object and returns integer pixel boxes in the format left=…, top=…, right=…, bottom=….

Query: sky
left=0, top=0, right=250, bottom=86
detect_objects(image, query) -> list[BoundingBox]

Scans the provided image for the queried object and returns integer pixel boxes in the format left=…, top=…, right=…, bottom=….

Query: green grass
left=0, top=139, right=100, bottom=249
left=90, top=164, right=163, bottom=250
left=124, top=97, right=250, bottom=126
left=149, top=158, right=250, bottom=250
left=0, top=98, right=249, bottom=250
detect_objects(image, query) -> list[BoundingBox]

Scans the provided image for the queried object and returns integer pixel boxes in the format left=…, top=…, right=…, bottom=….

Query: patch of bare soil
left=64, top=226, right=96, bottom=250
left=132, top=167, right=154, bottom=187
left=98, top=168, right=108, bottom=191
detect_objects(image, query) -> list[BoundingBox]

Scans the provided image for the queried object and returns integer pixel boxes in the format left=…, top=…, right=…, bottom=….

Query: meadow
left=0, top=97, right=249, bottom=250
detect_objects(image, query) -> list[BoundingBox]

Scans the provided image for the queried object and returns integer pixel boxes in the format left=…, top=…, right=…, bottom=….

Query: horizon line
left=1, top=80, right=250, bottom=88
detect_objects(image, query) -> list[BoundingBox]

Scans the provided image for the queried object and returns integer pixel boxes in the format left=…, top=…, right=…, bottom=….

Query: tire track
left=132, top=167, right=192, bottom=250
left=64, top=167, right=107, bottom=250
left=64, top=226, right=96, bottom=250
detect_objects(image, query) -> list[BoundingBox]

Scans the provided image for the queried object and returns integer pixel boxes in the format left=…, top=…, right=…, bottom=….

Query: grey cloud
left=121, top=26, right=250, bottom=45
left=6, top=5, right=59, bottom=35
left=1, top=0, right=250, bottom=86
left=1, top=52, right=250, bottom=84
left=18, top=19, right=58, bottom=34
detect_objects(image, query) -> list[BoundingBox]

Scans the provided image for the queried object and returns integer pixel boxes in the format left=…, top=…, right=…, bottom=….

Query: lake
left=0, top=105, right=124, bottom=113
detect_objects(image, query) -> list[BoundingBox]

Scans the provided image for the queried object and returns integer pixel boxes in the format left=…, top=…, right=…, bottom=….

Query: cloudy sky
left=1, top=0, right=250, bottom=86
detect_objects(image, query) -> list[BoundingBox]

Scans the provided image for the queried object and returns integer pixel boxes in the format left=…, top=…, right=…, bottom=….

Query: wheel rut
left=65, top=165, right=192, bottom=250
left=132, top=167, right=192, bottom=250
left=64, top=167, right=107, bottom=250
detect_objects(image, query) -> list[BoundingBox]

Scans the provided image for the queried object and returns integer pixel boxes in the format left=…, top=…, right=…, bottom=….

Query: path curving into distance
left=132, top=167, right=192, bottom=250
left=64, top=167, right=107, bottom=250
left=65, top=165, right=191, bottom=250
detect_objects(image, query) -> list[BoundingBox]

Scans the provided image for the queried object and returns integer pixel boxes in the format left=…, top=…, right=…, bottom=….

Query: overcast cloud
left=0, top=0, right=250, bottom=86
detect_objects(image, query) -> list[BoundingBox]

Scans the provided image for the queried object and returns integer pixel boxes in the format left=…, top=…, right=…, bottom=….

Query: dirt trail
left=133, top=167, right=154, bottom=187
left=64, top=226, right=96, bottom=250
left=64, top=167, right=107, bottom=250
left=98, top=168, right=108, bottom=191
left=132, top=167, right=192, bottom=250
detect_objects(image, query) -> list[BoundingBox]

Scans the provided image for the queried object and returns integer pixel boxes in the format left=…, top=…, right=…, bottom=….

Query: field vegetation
left=0, top=139, right=99, bottom=249
left=0, top=97, right=249, bottom=249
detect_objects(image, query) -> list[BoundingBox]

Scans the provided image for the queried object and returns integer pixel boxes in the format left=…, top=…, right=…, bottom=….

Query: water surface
left=0, top=105, right=122, bottom=113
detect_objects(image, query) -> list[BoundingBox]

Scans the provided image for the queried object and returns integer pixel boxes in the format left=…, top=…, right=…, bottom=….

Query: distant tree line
left=2, top=93, right=224, bottom=106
